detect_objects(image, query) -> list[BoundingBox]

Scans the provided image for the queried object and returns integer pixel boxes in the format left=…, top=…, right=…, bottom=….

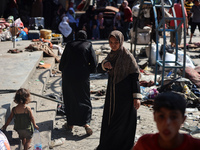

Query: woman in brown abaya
left=97, top=30, right=141, bottom=150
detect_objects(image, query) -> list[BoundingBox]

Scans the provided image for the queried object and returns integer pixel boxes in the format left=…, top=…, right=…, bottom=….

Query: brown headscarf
left=105, top=30, right=140, bottom=84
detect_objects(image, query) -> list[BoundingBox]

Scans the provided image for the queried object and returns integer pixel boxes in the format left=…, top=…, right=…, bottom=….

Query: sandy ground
left=41, top=34, right=200, bottom=149
left=44, top=60, right=200, bottom=150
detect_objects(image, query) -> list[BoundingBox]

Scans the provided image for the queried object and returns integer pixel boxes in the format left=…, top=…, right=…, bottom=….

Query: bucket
left=40, top=29, right=52, bottom=39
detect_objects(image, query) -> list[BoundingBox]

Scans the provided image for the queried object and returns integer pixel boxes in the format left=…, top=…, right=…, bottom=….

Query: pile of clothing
left=0, top=18, right=12, bottom=41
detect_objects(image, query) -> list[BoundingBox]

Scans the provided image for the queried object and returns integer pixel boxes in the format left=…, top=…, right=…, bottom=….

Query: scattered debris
left=38, top=63, right=51, bottom=69
left=49, top=138, right=65, bottom=149
left=181, top=121, right=200, bottom=134
left=100, top=45, right=110, bottom=50
left=57, top=103, right=65, bottom=115
left=7, top=49, right=23, bottom=53
left=25, top=42, right=60, bottom=63
left=138, top=60, right=148, bottom=69
left=141, top=99, right=154, bottom=107
left=90, top=89, right=106, bottom=96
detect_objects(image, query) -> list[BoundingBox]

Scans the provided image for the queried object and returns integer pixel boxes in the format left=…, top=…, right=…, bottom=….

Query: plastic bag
left=145, top=43, right=162, bottom=65
left=14, top=18, right=24, bottom=27
left=19, top=30, right=28, bottom=40
left=132, top=4, right=140, bottom=17
left=177, top=50, right=195, bottom=69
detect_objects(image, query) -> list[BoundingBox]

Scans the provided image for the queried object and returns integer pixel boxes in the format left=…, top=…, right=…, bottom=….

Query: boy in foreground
left=133, top=92, right=200, bottom=150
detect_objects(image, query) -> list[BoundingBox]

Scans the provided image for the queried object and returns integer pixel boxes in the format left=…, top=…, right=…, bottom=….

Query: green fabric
left=13, top=107, right=34, bottom=133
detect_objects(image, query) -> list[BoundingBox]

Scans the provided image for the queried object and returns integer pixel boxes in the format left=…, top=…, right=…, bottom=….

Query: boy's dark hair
left=153, top=92, right=186, bottom=116
left=14, top=88, right=31, bottom=104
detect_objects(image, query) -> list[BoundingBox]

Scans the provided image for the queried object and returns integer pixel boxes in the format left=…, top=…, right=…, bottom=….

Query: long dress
left=97, top=68, right=139, bottom=150
left=59, top=40, right=97, bottom=126
left=96, top=30, right=141, bottom=150
left=97, top=66, right=140, bottom=150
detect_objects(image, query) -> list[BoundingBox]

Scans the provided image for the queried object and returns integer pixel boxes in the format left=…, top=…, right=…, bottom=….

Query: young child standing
left=133, top=92, right=200, bottom=150
left=1, top=88, right=39, bottom=150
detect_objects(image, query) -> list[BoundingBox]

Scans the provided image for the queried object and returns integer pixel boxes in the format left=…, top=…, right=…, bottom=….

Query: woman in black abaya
left=59, top=30, right=97, bottom=135
left=97, top=30, right=141, bottom=150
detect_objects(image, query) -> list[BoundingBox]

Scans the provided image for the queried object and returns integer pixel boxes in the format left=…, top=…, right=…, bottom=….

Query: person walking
left=91, top=14, right=100, bottom=40
left=1, top=88, right=39, bottom=150
left=66, top=7, right=78, bottom=41
left=185, top=0, right=194, bottom=35
left=58, top=16, right=72, bottom=43
left=113, top=12, right=124, bottom=33
left=188, top=0, right=200, bottom=44
left=169, top=0, right=188, bottom=47
left=98, top=12, right=105, bottom=39
left=96, top=30, right=141, bottom=150
left=59, top=30, right=97, bottom=135
left=122, top=1, right=133, bottom=41
left=78, top=5, right=96, bottom=39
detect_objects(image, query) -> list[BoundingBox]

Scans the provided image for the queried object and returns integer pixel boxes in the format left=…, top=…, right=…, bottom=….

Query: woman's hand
left=134, top=99, right=140, bottom=110
left=103, top=62, right=112, bottom=70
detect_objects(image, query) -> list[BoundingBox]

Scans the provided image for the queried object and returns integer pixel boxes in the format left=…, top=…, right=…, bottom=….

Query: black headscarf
left=76, top=30, right=87, bottom=40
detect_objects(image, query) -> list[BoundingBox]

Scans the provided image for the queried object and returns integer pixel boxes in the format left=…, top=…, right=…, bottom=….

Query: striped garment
left=185, top=1, right=194, bottom=13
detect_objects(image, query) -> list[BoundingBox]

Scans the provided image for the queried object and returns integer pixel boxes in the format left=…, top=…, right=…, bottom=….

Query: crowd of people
left=1, top=0, right=200, bottom=150
left=57, top=0, right=134, bottom=42
left=163, top=0, right=200, bottom=47
left=2, top=62, right=200, bottom=150
left=168, top=0, right=200, bottom=46
left=1, top=0, right=200, bottom=44
left=58, top=0, right=200, bottom=45
left=2, top=28, right=200, bottom=150
left=0, top=0, right=135, bottom=42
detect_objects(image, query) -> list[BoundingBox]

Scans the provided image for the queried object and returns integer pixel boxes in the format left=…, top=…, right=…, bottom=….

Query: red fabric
left=169, top=3, right=187, bottom=28
left=77, top=1, right=85, bottom=11
left=124, top=7, right=133, bottom=22
left=133, top=133, right=200, bottom=150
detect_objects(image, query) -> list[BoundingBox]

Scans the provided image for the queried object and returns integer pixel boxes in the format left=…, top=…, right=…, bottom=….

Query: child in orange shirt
left=133, top=92, right=200, bottom=150
left=1, top=88, right=39, bottom=150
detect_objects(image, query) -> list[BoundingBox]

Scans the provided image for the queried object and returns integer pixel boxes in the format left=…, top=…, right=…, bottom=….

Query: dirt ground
left=43, top=61, right=200, bottom=150
left=40, top=36, right=200, bottom=149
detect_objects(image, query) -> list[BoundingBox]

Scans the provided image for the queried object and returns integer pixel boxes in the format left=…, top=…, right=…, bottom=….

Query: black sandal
left=64, top=123, right=73, bottom=131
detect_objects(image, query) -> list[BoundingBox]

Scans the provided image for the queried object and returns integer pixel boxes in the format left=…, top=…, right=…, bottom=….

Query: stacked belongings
left=0, top=18, right=12, bottom=41
left=25, top=41, right=60, bottom=63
